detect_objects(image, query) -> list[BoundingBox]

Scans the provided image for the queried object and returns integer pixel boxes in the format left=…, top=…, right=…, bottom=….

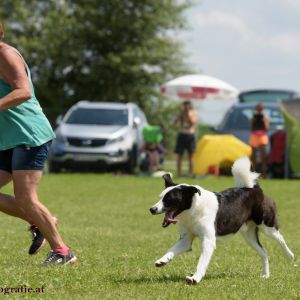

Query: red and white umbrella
left=160, top=74, right=239, bottom=100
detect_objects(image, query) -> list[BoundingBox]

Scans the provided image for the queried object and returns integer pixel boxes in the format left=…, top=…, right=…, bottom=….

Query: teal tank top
left=0, top=51, right=55, bottom=150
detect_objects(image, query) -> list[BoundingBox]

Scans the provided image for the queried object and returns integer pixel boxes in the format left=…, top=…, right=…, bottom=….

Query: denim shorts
left=0, top=141, right=51, bottom=173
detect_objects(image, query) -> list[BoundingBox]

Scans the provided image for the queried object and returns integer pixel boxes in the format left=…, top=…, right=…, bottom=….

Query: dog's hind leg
left=240, top=222, right=270, bottom=278
left=262, top=226, right=294, bottom=260
left=155, top=232, right=194, bottom=267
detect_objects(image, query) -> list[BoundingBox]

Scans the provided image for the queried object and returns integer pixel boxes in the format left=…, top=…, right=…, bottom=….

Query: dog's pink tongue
left=162, top=211, right=177, bottom=227
left=166, top=211, right=177, bottom=223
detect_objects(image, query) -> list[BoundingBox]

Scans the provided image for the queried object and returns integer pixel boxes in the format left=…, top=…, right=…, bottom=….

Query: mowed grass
left=0, top=174, right=299, bottom=299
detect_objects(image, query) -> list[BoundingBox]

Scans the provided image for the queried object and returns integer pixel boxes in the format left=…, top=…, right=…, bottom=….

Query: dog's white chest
left=177, top=190, right=219, bottom=236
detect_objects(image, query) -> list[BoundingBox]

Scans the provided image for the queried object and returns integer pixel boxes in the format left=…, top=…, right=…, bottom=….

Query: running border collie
left=149, top=157, right=294, bottom=284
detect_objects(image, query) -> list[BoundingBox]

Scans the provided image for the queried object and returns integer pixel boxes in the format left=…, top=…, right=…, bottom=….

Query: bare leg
left=188, top=152, right=194, bottom=176
left=13, top=170, right=66, bottom=250
left=0, top=170, right=11, bottom=187
left=260, top=145, right=267, bottom=177
left=152, top=151, right=160, bottom=171
left=251, top=147, right=257, bottom=171
left=0, top=170, right=30, bottom=221
left=148, top=151, right=160, bottom=173
left=176, top=154, right=183, bottom=177
left=147, top=151, right=154, bottom=173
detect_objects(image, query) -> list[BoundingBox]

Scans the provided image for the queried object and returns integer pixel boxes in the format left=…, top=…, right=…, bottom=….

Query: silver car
left=48, top=101, right=148, bottom=172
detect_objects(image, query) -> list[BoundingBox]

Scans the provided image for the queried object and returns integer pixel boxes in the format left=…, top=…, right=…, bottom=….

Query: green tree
left=1, top=0, right=192, bottom=147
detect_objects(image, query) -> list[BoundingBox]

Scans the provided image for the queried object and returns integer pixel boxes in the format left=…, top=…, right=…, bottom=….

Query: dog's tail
left=232, top=156, right=260, bottom=188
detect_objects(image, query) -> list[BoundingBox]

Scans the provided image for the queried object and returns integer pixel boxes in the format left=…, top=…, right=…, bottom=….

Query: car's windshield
left=239, top=91, right=294, bottom=103
left=221, top=107, right=284, bottom=130
left=65, top=108, right=128, bottom=126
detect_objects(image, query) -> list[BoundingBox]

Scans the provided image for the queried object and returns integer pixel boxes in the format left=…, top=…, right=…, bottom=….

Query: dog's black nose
left=149, top=207, right=157, bottom=215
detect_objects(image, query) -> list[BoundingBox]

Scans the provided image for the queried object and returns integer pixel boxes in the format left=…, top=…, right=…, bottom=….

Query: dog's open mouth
left=162, top=209, right=178, bottom=228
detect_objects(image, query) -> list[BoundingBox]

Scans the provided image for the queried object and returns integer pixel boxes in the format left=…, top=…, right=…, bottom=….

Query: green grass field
left=0, top=174, right=299, bottom=299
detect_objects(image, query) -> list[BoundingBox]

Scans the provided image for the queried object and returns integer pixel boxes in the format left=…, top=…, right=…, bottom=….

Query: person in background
left=0, top=21, right=76, bottom=266
left=249, top=102, right=270, bottom=177
left=174, top=100, right=198, bottom=177
left=142, top=141, right=165, bottom=174
left=141, top=125, right=165, bottom=175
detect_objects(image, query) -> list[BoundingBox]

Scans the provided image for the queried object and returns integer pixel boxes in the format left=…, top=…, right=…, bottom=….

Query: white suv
left=48, top=101, right=148, bottom=172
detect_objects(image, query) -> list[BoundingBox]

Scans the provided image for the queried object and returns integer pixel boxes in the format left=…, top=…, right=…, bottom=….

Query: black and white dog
left=149, top=157, right=294, bottom=284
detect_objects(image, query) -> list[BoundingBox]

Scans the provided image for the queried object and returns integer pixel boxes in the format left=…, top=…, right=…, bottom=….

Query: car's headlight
left=106, top=136, right=124, bottom=145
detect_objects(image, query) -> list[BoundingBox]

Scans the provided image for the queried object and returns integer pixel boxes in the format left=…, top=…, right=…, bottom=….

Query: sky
left=180, top=0, right=300, bottom=93
left=37, top=2, right=299, bottom=124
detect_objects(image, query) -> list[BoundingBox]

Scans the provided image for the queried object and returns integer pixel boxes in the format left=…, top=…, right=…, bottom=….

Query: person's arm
left=0, top=48, right=32, bottom=110
left=250, top=117, right=254, bottom=130
left=263, top=116, right=270, bottom=130
left=175, top=111, right=182, bottom=126
left=188, top=110, right=198, bottom=125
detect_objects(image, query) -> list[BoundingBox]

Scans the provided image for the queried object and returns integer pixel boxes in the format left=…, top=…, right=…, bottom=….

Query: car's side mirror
left=56, top=114, right=63, bottom=126
left=133, top=116, right=141, bottom=128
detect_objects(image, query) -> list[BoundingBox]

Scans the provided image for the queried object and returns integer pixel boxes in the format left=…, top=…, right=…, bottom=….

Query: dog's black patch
left=214, top=186, right=278, bottom=236
left=162, top=185, right=201, bottom=226
left=261, top=195, right=279, bottom=229
left=163, top=186, right=199, bottom=210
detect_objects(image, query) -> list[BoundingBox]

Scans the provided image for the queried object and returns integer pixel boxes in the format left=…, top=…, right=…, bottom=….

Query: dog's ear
left=162, top=173, right=176, bottom=188
left=181, top=185, right=201, bottom=196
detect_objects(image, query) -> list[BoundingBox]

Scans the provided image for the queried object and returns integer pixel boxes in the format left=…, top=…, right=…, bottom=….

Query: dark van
left=238, top=89, right=299, bottom=103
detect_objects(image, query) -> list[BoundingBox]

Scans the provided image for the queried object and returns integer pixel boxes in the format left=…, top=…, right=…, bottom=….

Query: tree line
left=1, top=0, right=193, bottom=147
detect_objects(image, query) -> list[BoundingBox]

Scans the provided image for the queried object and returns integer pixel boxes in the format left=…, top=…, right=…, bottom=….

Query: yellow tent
left=194, top=134, right=252, bottom=175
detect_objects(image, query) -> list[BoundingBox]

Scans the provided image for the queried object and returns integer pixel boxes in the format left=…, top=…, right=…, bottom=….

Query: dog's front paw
left=262, top=274, right=270, bottom=279
left=185, top=275, right=201, bottom=285
left=155, top=259, right=167, bottom=267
